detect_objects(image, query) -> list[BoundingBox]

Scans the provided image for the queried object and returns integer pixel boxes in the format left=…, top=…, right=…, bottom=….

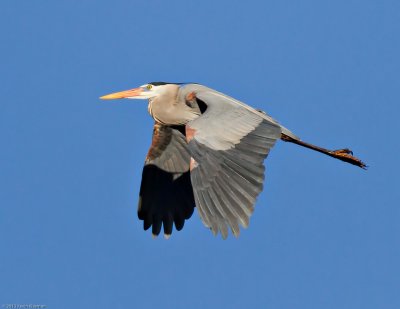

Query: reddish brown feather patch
left=186, top=125, right=198, bottom=171
left=146, top=123, right=167, bottom=161
left=186, top=126, right=196, bottom=143
left=186, top=91, right=196, bottom=101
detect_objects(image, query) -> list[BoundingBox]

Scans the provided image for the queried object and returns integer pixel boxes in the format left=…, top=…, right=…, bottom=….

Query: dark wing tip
left=138, top=165, right=195, bottom=238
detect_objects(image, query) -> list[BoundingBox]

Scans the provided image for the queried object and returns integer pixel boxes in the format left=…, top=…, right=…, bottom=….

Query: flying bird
left=100, top=82, right=366, bottom=239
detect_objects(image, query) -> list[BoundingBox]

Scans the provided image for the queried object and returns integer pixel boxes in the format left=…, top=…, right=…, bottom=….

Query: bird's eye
left=146, top=84, right=153, bottom=90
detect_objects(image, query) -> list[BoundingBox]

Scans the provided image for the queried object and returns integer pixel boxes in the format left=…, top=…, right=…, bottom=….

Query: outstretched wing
left=138, top=123, right=195, bottom=238
left=180, top=84, right=283, bottom=239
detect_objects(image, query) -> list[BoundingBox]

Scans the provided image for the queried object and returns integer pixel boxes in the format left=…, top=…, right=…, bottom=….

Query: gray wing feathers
left=188, top=115, right=281, bottom=238
left=191, top=107, right=266, bottom=151
left=146, top=125, right=191, bottom=173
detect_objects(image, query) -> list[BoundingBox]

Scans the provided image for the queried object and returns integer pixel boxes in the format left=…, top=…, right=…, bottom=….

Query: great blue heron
left=100, top=82, right=366, bottom=239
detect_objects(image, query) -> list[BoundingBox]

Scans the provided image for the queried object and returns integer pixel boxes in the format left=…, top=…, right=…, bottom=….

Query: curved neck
left=148, top=85, right=199, bottom=125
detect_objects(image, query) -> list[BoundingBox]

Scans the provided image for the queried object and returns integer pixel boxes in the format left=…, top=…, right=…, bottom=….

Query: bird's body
left=101, top=82, right=366, bottom=239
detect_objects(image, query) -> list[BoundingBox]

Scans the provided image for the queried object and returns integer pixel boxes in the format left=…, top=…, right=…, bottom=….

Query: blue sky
left=1, top=0, right=399, bottom=308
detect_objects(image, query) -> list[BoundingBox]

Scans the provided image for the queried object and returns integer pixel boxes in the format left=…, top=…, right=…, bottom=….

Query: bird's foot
left=331, top=148, right=353, bottom=155
left=329, top=148, right=367, bottom=169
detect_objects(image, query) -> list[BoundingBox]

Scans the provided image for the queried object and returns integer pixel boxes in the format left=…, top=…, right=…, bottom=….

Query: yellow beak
left=100, top=87, right=143, bottom=100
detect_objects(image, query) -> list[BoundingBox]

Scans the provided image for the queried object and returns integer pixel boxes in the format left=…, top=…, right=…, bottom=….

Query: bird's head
left=100, top=82, right=178, bottom=100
